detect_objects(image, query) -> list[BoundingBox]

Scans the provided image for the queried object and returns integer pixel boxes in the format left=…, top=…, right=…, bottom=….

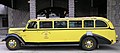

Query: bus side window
left=96, top=20, right=107, bottom=27
left=40, top=21, right=52, bottom=28
left=84, top=20, right=94, bottom=27
left=27, top=21, right=37, bottom=29
left=54, top=21, right=67, bottom=28
left=69, top=21, right=82, bottom=28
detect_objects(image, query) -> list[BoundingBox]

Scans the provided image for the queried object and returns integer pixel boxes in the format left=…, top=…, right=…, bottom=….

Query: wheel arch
left=79, top=34, right=98, bottom=46
left=4, top=34, right=25, bottom=45
left=80, top=33, right=111, bottom=45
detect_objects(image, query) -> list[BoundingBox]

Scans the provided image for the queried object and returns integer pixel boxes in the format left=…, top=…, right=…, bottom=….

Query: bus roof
left=29, top=17, right=109, bottom=21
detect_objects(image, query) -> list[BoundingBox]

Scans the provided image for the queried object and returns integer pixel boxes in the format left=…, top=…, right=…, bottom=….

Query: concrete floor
left=0, top=37, right=120, bottom=53
left=0, top=43, right=120, bottom=53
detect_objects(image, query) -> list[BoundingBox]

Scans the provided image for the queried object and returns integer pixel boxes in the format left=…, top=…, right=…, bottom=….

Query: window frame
left=83, top=20, right=95, bottom=28
left=39, top=21, right=53, bottom=29
left=54, top=21, right=67, bottom=28
left=26, top=21, right=38, bottom=29
left=69, top=20, right=82, bottom=28
left=2, top=17, right=8, bottom=27
left=95, top=20, right=109, bottom=28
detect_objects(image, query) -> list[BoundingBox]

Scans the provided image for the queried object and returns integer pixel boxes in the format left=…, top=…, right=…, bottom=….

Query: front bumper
left=2, top=39, right=5, bottom=41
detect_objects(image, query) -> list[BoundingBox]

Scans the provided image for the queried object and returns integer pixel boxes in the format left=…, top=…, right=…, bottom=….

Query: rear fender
left=80, top=31, right=111, bottom=45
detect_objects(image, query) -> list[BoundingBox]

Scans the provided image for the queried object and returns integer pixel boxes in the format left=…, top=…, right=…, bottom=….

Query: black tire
left=6, top=37, right=20, bottom=50
left=81, top=37, right=97, bottom=51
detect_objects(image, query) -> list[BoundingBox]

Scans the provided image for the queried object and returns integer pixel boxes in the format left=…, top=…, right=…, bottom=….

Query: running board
left=22, top=44, right=79, bottom=47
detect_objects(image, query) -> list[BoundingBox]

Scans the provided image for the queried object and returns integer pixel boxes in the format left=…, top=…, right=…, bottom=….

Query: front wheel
left=81, top=37, right=97, bottom=51
left=6, top=37, right=20, bottom=50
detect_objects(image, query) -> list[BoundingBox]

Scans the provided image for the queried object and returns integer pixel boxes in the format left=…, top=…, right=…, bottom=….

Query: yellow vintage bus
left=2, top=17, right=118, bottom=50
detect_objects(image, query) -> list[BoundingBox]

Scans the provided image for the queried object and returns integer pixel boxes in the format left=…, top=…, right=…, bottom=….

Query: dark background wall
left=36, top=0, right=68, bottom=13
left=75, top=0, right=107, bottom=17
left=75, top=0, right=91, bottom=17
left=107, top=0, right=120, bottom=38
left=7, top=0, right=120, bottom=27
left=8, top=0, right=29, bottom=27
left=36, top=0, right=51, bottom=12
left=107, top=0, right=120, bottom=27
left=6, top=0, right=120, bottom=38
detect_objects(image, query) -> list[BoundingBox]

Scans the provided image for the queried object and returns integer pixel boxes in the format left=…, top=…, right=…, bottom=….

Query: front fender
left=2, top=34, right=25, bottom=45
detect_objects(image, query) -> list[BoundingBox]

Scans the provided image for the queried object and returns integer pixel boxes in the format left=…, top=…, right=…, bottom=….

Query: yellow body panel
left=8, top=17, right=117, bottom=44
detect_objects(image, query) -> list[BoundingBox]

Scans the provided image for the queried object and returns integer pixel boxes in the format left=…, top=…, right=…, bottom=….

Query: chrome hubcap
left=8, top=40, right=17, bottom=48
left=9, top=42, right=15, bottom=46
left=86, top=41, right=92, bottom=46
left=85, top=40, right=93, bottom=48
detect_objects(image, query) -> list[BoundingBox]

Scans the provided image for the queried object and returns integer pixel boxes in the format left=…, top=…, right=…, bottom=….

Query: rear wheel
left=81, top=37, right=97, bottom=51
left=6, top=37, right=20, bottom=50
